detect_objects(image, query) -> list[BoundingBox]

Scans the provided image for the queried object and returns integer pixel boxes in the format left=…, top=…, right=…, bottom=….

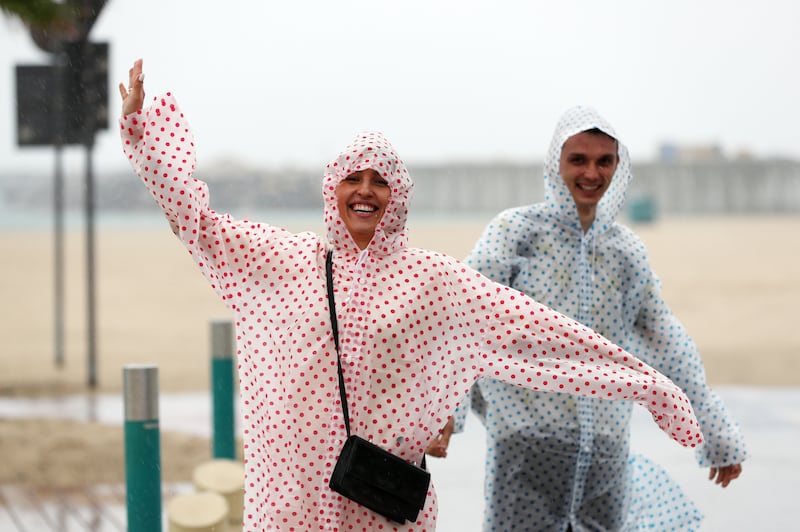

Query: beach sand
left=1, top=214, right=798, bottom=486
left=3, top=213, right=797, bottom=393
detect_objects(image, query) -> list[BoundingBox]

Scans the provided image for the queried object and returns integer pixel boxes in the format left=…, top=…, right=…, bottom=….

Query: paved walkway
left=1, top=386, right=798, bottom=531
left=0, top=482, right=191, bottom=531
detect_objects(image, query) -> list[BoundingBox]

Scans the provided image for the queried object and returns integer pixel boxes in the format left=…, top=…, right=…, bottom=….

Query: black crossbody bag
left=325, top=252, right=431, bottom=524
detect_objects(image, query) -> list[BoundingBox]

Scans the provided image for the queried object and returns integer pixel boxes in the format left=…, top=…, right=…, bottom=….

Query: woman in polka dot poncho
left=452, top=106, right=748, bottom=531
left=119, top=61, right=702, bottom=531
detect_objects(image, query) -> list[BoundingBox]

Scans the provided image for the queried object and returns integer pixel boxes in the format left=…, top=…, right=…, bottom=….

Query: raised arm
left=116, top=59, right=296, bottom=311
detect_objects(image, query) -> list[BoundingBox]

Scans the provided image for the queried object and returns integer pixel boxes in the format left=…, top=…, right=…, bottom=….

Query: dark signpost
left=15, top=0, right=109, bottom=388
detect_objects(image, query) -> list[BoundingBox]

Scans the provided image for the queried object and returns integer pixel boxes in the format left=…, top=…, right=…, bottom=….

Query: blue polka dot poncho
left=457, top=106, right=748, bottom=531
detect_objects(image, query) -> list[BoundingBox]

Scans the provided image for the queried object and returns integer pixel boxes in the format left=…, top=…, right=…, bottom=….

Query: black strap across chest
left=325, top=251, right=427, bottom=468
left=326, top=251, right=351, bottom=436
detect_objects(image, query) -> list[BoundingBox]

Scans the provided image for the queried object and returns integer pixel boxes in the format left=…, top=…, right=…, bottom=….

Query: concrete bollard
left=193, top=459, right=245, bottom=526
left=210, top=320, right=236, bottom=459
left=167, top=491, right=229, bottom=532
left=123, top=364, right=162, bottom=532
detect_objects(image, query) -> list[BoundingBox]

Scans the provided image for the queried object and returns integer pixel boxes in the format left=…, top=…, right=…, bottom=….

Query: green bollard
left=123, top=364, right=162, bottom=532
left=211, top=320, right=236, bottom=459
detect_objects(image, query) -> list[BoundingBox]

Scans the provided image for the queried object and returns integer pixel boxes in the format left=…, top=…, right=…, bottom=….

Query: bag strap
left=326, top=251, right=351, bottom=437
left=326, top=251, right=426, bottom=469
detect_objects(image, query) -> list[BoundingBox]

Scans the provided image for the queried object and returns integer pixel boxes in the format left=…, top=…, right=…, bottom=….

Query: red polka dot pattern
left=120, top=94, right=703, bottom=531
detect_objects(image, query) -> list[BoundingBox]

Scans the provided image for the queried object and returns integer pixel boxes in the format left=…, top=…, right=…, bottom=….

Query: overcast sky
left=1, top=0, right=798, bottom=175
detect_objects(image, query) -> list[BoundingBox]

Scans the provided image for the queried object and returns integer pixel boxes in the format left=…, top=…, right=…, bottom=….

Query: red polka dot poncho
left=120, top=94, right=702, bottom=531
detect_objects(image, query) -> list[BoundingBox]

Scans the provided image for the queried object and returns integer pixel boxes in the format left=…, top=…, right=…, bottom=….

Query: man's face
left=335, top=168, right=391, bottom=249
left=559, top=130, right=619, bottom=214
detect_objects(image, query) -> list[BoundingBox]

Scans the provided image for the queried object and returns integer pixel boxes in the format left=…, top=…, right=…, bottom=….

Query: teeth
left=352, top=204, right=376, bottom=213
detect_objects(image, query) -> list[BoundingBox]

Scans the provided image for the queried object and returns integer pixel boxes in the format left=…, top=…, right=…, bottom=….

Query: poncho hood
left=322, top=132, right=414, bottom=257
left=543, top=106, right=633, bottom=235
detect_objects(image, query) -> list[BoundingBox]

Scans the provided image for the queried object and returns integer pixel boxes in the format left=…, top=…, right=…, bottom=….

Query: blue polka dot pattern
left=456, top=106, right=748, bottom=531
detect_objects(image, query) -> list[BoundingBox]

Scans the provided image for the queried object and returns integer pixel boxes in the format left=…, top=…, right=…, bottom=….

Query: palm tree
left=0, top=0, right=67, bottom=27
left=1, top=0, right=107, bottom=51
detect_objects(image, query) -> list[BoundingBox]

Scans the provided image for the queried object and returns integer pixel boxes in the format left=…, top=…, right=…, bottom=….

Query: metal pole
left=123, top=364, right=162, bottom=532
left=211, top=320, right=236, bottom=459
left=85, top=138, right=97, bottom=388
left=53, top=51, right=65, bottom=369
left=54, top=139, right=65, bottom=368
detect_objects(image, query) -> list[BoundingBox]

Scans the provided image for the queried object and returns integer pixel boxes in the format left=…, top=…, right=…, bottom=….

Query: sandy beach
left=1, top=213, right=798, bottom=489
left=2, top=213, right=798, bottom=394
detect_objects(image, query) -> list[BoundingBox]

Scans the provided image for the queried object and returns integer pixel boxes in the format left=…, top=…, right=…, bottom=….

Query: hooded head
left=543, top=106, right=632, bottom=234
left=322, top=132, right=414, bottom=256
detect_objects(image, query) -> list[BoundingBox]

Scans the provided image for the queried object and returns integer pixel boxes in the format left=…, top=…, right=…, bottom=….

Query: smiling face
left=559, top=129, right=619, bottom=230
left=335, top=168, right=391, bottom=249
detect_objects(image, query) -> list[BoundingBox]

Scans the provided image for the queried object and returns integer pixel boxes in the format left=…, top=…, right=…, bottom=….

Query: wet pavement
left=1, top=386, right=798, bottom=531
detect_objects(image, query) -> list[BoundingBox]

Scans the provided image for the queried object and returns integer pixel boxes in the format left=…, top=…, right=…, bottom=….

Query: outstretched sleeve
left=627, top=271, right=748, bottom=466
left=461, top=275, right=704, bottom=449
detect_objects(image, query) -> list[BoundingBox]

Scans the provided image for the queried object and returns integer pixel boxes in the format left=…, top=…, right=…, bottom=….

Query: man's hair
left=583, top=127, right=619, bottom=154
left=584, top=127, right=616, bottom=143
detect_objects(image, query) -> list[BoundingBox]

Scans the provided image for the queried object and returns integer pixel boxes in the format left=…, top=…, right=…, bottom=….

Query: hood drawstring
left=343, top=248, right=370, bottom=307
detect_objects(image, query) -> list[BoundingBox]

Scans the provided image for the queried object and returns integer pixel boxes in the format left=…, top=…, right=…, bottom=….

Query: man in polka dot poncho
left=450, top=106, right=747, bottom=531
left=119, top=60, right=703, bottom=531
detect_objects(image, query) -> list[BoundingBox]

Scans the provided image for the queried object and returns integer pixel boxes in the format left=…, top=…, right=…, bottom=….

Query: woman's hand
left=118, top=58, right=145, bottom=116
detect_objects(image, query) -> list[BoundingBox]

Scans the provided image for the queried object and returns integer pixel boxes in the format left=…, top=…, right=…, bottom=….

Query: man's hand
left=425, top=417, right=455, bottom=458
left=709, top=463, right=742, bottom=488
